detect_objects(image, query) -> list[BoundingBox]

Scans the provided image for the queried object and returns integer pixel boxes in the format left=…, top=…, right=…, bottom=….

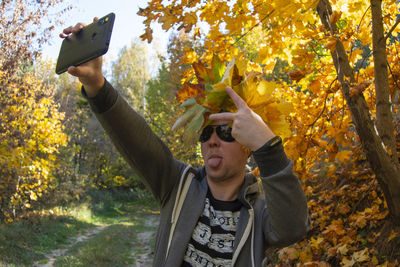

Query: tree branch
left=387, top=63, right=400, bottom=91
left=385, top=16, right=400, bottom=41
left=308, top=78, right=337, bottom=127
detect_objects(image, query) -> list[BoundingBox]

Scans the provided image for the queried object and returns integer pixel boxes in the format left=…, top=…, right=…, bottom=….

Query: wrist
left=82, top=76, right=105, bottom=97
left=249, top=130, right=276, bottom=151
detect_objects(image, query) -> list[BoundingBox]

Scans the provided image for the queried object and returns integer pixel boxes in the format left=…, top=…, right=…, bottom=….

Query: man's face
left=200, top=122, right=249, bottom=183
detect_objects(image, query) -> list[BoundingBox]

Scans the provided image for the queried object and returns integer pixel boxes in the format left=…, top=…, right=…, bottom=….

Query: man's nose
left=207, top=130, right=220, bottom=146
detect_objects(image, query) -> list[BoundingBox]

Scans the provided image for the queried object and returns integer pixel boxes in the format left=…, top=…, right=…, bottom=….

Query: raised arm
left=60, top=20, right=186, bottom=205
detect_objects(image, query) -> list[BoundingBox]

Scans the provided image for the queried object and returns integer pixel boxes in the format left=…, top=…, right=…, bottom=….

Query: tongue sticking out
left=208, top=157, right=222, bottom=168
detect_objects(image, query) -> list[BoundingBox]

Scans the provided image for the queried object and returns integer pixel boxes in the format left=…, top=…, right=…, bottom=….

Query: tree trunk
left=371, top=0, right=398, bottom=163
left=317, top=0, right=400, bottom=224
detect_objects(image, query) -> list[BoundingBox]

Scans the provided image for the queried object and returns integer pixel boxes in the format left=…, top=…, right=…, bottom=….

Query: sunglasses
left=199, top=125, right=235, bottom=143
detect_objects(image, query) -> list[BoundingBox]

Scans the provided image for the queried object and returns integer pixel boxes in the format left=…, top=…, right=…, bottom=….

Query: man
left=61, top=19, right=310, bottom=267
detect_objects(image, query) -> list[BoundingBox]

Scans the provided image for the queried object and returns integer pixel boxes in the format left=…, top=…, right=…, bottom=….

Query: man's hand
left=209, top=87, right=276, bottom=151
left=60, top=18, right=104, bottom=97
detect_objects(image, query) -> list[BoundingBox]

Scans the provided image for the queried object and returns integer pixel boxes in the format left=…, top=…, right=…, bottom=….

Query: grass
left=0, top=188, right=159, bottom=266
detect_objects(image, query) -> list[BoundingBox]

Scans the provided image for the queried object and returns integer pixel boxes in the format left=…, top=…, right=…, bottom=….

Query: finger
left=209, top=112, right=235, bottom=122
left=60, top=26, right=74, bottom=37
left=71, top=23, right=85, bottom=34
left=60, top=23, right=84, bottom=38
left=225, top=86, right=247, bottom=109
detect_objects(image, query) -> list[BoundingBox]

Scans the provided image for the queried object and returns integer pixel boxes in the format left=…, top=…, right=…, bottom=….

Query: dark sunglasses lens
left=199, top=126, right=213, bottom=143
left=216, top=125, right=235, bottom=142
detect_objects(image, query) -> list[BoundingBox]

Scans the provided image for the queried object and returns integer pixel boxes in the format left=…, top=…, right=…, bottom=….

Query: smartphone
left=55, top=13, right=115, bottom=74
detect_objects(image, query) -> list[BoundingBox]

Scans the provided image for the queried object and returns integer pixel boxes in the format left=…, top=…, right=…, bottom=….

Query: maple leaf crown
left=172, top=54, right=293, bottom=144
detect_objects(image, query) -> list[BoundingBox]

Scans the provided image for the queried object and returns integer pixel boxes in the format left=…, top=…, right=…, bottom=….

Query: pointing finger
left=225, top=86, right=247, bottom=109
left=209, top=112, right=235, bottom=122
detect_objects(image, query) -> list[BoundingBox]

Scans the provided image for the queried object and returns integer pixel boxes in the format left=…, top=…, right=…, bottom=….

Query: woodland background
left=1, top=0, right=400, bottom=266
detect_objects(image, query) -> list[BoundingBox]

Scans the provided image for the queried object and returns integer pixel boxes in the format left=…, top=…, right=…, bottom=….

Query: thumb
left=67, top=66, right=82, bottom=77
left=67, top=65, right=92, bottom=78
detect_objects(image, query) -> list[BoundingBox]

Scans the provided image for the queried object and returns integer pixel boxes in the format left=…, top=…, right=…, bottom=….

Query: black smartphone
left=55, top=13, right=115, bottom=74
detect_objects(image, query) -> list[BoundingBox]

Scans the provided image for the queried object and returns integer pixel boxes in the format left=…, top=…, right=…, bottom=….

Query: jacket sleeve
left=252, top=142, right=310, bottom=247
left=82, top=80, right=187, bottom=206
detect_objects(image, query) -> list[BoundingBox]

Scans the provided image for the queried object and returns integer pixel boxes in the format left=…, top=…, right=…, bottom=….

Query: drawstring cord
left=166, top=166, right=193, bottom=260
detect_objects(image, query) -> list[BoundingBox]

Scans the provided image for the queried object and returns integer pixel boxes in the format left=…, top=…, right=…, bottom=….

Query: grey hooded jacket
left=84, top=80, right=310, bottom=267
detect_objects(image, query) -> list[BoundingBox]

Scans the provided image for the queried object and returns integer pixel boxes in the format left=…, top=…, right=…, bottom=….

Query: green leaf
left=171, top=103, right=199, bottom=131
left=211, top=55, right=225, bottom=83
left=183, top=105, right=206, bottom=143
left=181, top=98, right=197, bottom=107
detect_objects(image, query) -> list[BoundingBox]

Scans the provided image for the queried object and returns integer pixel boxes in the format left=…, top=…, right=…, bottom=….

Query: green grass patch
left=54, top=217, right=157, bottom=267
left=0, top=214, right=94, bottom=266
left=0, top=189, right=159, bottom=266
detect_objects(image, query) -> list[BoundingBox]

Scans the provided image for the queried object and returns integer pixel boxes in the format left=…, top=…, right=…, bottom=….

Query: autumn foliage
left=139, top=0, right=400, bottom=264
left=0, top=71, right=67, bottom=222
left=173, top=55, right=292, bottom=143
left=0, top=0, right=69, bottom=74
left=0, top=0, right=71, bottom=222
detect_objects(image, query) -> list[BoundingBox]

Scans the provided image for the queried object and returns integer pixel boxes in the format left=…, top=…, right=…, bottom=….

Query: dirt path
left=32, top=214, right=159, bottom=267
left=32, top=225, right=108, bottom=267
left=129, top=215, right=158, bottom=267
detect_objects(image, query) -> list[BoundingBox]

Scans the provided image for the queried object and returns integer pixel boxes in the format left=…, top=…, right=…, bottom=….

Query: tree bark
left=371, top=0, right=398, bottom=163
left=317, top=0, right=400, bottom=224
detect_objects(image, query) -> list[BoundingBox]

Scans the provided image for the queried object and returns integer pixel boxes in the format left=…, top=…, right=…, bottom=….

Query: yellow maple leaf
left=352, top=248, right=370, bottom=263
left=335, top=150, right=352, bottom=162
left=182, top=48, right=198, bottom=64
left=310, top=237, right=324, bottom=249
left=388, top=230, right=398, bottom=242
left=337, top=244, right=349, bottom=255
left=357, top=29, right=371, bottom=46
left=257, top=80, right=277, bottom=96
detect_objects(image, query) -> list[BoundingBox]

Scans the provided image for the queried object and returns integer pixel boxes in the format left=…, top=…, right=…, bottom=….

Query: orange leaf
left=337, top=203, right=351, bottom=215
left=140, top=27, right=153, bottom=43
left=286, top=247, right=299, bottom=261
left=325, top=37, right=337, bottom=52
left=350, top=81, right=371, bottom=97
left=176, top=83, right=204, bottom=103
left=329, top=11, right=342, bottom=24
left=288, top=69, right=305, bottom=82
left=308, top=79, right=321, bottom=94
left=193, top=62, right=213, bottom=83
left=335, top=150, right=352, bottom=163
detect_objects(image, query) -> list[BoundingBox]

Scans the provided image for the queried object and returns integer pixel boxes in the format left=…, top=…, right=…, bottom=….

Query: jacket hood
left=238, top=173, right=261, bottom=208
